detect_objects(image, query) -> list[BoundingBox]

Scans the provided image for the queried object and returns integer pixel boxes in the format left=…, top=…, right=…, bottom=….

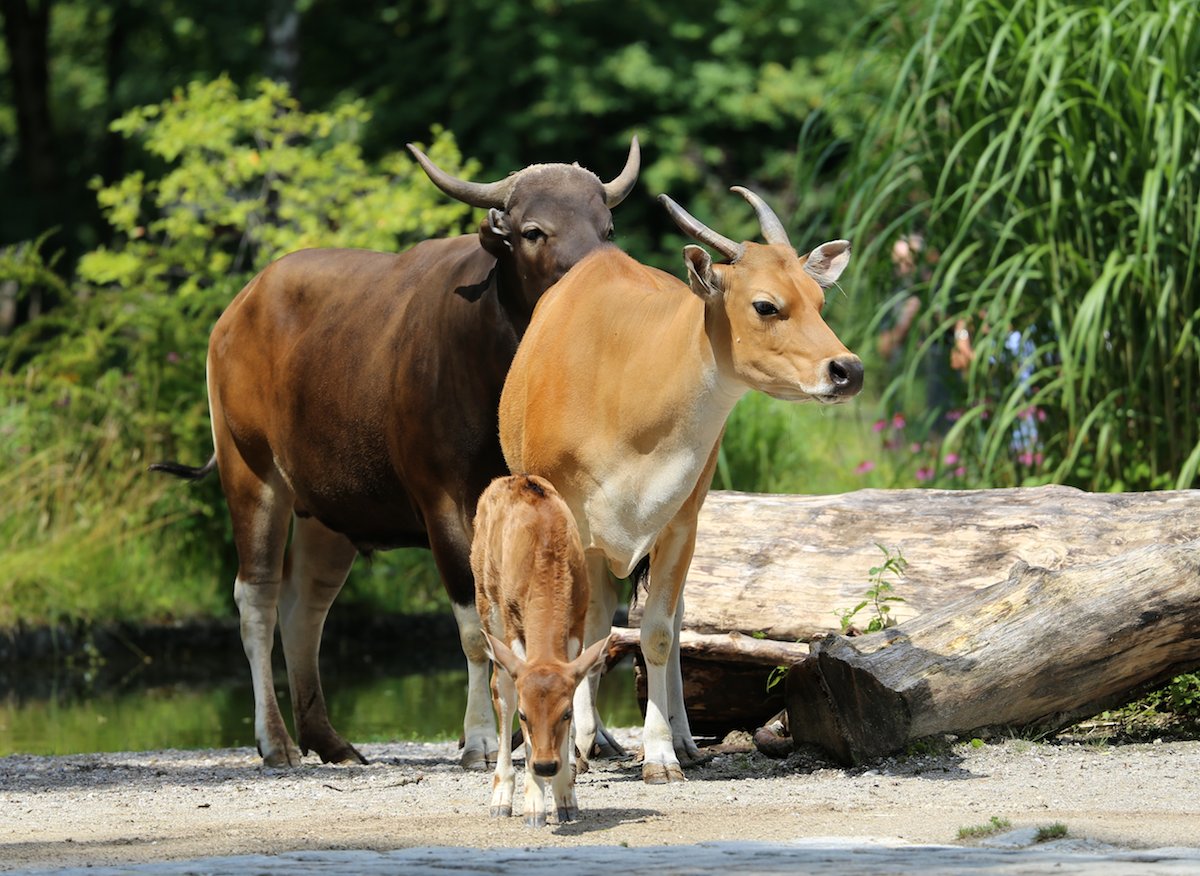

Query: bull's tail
left=148, top=455, right=217, bottom=481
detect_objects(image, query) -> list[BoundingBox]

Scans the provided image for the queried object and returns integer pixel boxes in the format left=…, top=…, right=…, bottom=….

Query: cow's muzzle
left=827, top=355, right=864, bottom=397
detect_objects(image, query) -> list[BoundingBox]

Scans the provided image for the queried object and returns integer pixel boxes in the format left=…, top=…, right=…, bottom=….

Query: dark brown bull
left=151, top=139, right=639, bottom=768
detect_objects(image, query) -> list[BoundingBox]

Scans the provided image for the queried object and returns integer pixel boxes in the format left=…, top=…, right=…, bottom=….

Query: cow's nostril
left=533, top=760, right=560, bottom=777
left=829, top=357, right=864, bottom=394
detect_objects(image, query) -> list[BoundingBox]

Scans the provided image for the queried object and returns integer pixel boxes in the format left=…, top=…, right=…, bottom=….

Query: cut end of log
left=786, top=639, right=913, bottom=766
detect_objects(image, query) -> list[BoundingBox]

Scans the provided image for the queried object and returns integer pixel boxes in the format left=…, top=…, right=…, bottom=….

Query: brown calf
left=471, top=475, right=610, bottom=826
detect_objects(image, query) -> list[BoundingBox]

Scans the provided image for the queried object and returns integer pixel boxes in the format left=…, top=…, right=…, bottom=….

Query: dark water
left=0, top=618, right=643, bottom=757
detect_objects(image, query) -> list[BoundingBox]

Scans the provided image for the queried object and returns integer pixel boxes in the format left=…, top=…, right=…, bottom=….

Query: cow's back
left=499, top=247, right=698, bottom=486
left=472, top=475, right=589, bottom=651
left=208, top=240, right=516, bottom=553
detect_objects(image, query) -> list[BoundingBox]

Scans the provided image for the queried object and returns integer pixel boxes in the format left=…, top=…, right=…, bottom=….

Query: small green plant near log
left=957, top=816, right=1011, bottom=840
left=766, top=545, right=909, bottom=692
left=835, top=544, right=908, bottom=634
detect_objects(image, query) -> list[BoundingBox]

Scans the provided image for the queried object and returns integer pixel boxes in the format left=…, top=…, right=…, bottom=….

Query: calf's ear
left=484, top=631, right=526, bottom=679
left=569, top=634, right=612, bottom=685
left=480, top=208, right=513, bottom=258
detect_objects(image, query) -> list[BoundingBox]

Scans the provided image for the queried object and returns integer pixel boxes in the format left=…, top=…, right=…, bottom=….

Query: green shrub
left=0, top=78, right=478, bottom=628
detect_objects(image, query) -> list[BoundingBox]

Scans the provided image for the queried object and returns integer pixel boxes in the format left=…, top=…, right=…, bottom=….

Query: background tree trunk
left=1, top=0, right=60, bottom=208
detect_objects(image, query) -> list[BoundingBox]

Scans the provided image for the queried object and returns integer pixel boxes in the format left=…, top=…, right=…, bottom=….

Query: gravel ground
left=3, top=730, right=1200, bottom=872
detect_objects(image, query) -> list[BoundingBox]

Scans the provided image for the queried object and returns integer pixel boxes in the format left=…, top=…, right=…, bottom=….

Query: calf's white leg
left=489, top=666, right=518, bottom=817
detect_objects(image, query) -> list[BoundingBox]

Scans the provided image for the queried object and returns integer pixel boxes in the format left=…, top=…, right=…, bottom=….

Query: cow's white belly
left=579, top=443, right=709, bottom=577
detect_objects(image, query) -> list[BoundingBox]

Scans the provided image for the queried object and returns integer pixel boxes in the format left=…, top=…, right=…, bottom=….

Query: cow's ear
left=480, top=208, right=513, bottom=258
left=683, top=245, right=724, bottom=301
left=803, top=239, right=851, bottom=287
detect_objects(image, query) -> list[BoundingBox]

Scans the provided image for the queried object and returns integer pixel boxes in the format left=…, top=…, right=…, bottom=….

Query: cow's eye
left=518, top=711, right=527, bottom=723
left=605, top=226, right=616, bottom=241
left=522, top=227, right=545, bottom=242
left=562, top=709, right=573, bottom=723
left=753, top=300, right=779, bottom=317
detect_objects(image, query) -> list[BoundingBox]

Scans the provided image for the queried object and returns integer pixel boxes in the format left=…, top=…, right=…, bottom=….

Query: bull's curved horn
left=730, top=186, right=791, bottom=247
left=601, top=136, right=641, bottom=207
left=406, top=143, right=514, bottom=209
left=657, top=193, right=744, bottom=262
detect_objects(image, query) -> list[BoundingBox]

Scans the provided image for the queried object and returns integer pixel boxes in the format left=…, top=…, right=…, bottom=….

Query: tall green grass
left=824, top=0, right=1200, bottom=490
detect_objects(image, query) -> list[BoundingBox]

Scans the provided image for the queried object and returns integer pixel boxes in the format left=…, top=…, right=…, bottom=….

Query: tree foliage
left=0, top=78, right=474, bottom=625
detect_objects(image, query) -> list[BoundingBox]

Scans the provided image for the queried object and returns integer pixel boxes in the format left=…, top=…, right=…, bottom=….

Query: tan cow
left=471, top=474, right=611, bottom=826
left=499, top=187, right=863, bottom=783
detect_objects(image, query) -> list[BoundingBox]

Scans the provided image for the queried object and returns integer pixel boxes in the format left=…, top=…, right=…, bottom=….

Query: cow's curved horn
left=730, top=185, right=791, bottom=247
left=601, top=136, right=641, bottom=207
left=657, top=193, right=744, bottom=261
left=406, top=143, right=514, bottom=209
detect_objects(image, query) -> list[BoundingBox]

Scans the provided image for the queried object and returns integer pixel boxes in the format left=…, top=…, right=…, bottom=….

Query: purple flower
left=891, top=413, right=907, bottom=430
left=854, top=460, right=876, bottom=475
left=872, top=419, right=887, bottom=433
left=915, top=467, right=933, bottom=482
left=943, top=452, right=960, bottom=465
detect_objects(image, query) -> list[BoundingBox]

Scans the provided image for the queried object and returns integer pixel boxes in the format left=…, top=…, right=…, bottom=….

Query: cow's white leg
left=667, top=593, right=702, bottom=762
left=454, top=601, right=498, bottom=770
left=490, top=666, right=517, bottom=817
left=278, top=515, right=363, bottom=764
left=640, top=506, right=705, bottom=783
left=226, top=472, right=297, bottom=767
left=573, top=551, right=622, bottom=771
left=552, top=724, right=579, bottom=823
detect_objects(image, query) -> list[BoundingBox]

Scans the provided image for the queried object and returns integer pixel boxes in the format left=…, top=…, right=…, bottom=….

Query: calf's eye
left=753, top=300, right=779, bottom=317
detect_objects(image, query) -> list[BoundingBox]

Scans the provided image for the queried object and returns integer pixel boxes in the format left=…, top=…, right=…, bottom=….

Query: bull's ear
left=569, top=634, right=612, bottom=685
left=803, top=239, right=851, bottom=287
left=683, top=245, right=723, bottom=301
left=484, top=631, right=525, bottom=679
left=480, top=208, right=513, bottom=258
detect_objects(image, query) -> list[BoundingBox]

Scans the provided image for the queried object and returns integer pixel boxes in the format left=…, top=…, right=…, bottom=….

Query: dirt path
left=3, top=731, right=1199, bottom=871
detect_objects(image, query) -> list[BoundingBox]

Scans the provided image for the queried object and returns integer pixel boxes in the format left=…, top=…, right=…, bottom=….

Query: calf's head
left=484, top=632, right=611, bottom=777
left=660, top=187, right=864, bottom=403
left=408, top=139, right=640, bottom=314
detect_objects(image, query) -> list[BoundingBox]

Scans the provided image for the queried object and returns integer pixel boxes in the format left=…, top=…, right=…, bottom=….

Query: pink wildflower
left=854, top=460, right=876, bottom=475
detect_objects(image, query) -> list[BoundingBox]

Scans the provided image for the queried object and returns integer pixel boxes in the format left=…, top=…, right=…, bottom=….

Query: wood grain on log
left=635, top=486, right=1200, bottom=643
left=785, top=542, right=1200, bottom=764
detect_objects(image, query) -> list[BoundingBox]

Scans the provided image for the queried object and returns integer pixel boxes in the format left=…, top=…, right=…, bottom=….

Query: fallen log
left=615, top=487, right=1200, bottom=739
left=785, top=542, right=1200, bottom=765
left=635, top=486, right=1200, bottom=643
left=605, top=628, right=806, bottom=733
